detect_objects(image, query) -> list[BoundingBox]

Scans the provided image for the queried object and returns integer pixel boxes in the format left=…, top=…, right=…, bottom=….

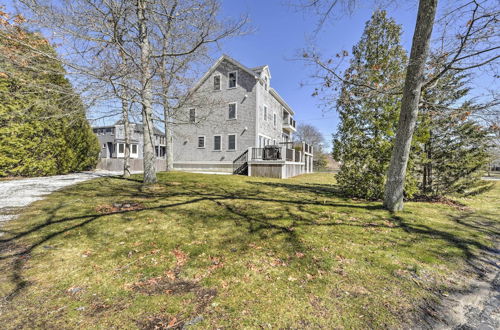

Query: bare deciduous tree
left=16, top=0, right=249, bottom=184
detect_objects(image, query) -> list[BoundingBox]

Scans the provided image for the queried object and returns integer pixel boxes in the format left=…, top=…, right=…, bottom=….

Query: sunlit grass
left=0, top=172, right=498, bottom=328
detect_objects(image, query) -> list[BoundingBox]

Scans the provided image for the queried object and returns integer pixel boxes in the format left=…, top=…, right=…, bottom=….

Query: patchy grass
left=0, top=172, right=498, bottom=329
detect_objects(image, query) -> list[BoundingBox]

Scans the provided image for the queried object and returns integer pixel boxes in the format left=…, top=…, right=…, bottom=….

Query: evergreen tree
left=332, top=10, right=416, bottom=199
left=417, top=67, right=491, bottom=196
left=0, top=18, right=99, bottom=177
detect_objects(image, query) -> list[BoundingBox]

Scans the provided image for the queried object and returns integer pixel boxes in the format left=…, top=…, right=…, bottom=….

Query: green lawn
left=0, top=172, right=498, bottom=329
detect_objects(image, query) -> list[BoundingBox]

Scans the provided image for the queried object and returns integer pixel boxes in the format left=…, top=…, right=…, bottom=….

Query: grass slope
left=0, top=172, right=498, bottom=329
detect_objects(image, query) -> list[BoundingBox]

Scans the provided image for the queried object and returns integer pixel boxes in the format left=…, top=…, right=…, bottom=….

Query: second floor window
left=228, top=71, right=237, bottom=88
left=263, top=106, right=268, bottom=121
left=273, top=113, right=277, bottom=127
left=214, top=135, right=221, bottom=151
left=228, top=103, right=236, bottom=120
left=131, top=144, right=138, bottom=155
left=214, top=75, right=221, bottom=90
left=189, top=108, right=196, bottom=123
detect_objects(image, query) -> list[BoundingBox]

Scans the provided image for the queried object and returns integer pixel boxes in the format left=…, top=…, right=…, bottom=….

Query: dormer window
left=214, top=75, right=221, bottom=91
left=228, top=71, right=237, bottom=88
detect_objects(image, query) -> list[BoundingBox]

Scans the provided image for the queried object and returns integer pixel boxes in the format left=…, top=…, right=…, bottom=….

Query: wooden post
left=247, top=147, right=252, bottom=176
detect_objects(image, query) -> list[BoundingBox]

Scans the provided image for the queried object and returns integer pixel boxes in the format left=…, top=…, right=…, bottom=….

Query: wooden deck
left=233, top=143, right=313, bottom=179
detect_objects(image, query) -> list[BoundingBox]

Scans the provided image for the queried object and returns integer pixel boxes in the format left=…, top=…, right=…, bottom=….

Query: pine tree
left=0, top=19, right=99, bottom=177
left=333, top=10, right=416, bottom=199
left=417, top=68, right=491, bottom=196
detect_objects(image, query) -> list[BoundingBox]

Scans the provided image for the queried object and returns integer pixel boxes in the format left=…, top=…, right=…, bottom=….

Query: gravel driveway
left=0, top=171, right=115, bottom=234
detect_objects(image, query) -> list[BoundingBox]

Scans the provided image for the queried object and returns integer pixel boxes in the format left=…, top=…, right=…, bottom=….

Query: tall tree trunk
left=118, top=45, right=131, bottom=178
left=162, top=108, right=174, bottom=171
left=122, top=96, right=131, bottom=178
left=383, top=0, right=438, bottom=211
left=422, top=140, right=433, bottom=195
left=427, top=132, right=433, bottom=193
left=137, top=0, right=156, bottom=184
left=422, top=147, right=427, bottom=193
left=159, top=53, right=174, bottom=171
left=166, top=118, right=174, bottom=171
left=159, top=2, right=176, bottom=172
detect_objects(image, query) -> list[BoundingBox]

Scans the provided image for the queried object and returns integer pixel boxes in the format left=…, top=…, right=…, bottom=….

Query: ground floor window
left=117, top=143, right=125, bottom=157
left=259, top=135, right=274, bottom=147
left=198, top=136, right=205, bottom=148
left=214, top=135, right=221, bottom=151
left=131, top=144, right=138, bottom=157
left=228, top=134, right=236, bottom=151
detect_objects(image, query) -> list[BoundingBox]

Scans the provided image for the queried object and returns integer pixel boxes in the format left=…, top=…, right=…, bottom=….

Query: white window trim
left=258, top=133, right=273, bottom=147
left=116, top=143, right=125, bottom=158
left=213, top=135, right=222, bottom=151
left=131, top=144, right=139, bottom=158
left=197, top=135, right=206, bottom=149
left=228, top=70, right=237, bottom=89
left=263, top=105, right=268, bottom=121
left=228, top=102, right=237, bottom=120
left=213, top=74, right=221, bottom=91
left=227, top=133, right=237, bottom=151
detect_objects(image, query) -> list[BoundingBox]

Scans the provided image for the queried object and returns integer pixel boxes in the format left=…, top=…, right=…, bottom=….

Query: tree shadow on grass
left=0, top=175, right=496, bottom=303
left=390, top=214, right=499, bottom=277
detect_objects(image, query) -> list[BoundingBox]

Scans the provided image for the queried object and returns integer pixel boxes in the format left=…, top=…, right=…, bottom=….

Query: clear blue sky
left=216, top=0, right=421, bottom=146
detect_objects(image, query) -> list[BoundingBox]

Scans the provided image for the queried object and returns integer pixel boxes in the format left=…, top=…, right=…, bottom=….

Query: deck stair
left=233, top=150, right=249, bottom=175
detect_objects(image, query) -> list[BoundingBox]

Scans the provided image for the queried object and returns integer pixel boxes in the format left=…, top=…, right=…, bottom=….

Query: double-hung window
left=189, top=108, right=196, bottom=123
left=214, top=75, right=221, bottom=91
left=198, top=136, right=205, bottom=148
left=228, top=71, right=237, bottom=88
left=228, top=134, right=236, bottom=151
left=117, top=143, right=125, bottom=157
left=213, top=135, right=221, bottom=151
left=228, top=103, right=237, bottom=120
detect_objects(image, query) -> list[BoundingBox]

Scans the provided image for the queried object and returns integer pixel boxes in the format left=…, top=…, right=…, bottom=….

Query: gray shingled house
left=172, top=55, right=313, bottom=178
left=92, top=121, right=167, bottom=171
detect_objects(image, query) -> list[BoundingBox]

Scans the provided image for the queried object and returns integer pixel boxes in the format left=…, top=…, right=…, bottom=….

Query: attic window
left=264, top=76, right=268, bottom=91
left=228, top=71, right=237, bottom=88
left=189, top=108, right=196, bottom=123
left=214, top=75, right=221, bottom=91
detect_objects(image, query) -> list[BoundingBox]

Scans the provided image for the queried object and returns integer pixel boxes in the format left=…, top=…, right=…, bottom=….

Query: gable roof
left=269, top=88, right=295, bottom=116
left=114, top=120, right=165, bottom=136
left=251, top=65, right=271, bottom=79
left=186, top=54, right=261, bottom=97
left=185, top=55, right=295, bottom=115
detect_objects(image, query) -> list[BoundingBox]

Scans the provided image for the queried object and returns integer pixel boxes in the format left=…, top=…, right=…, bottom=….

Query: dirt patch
left=137, top=314, right=184, bottom=330
left=95, top=202, right=144, bottom=214
left=412, top=241, right=499, bottom=329
left=130, top=277, right=199, bottom=296
left=131, top=276, right=217, bottom=329
left=411, top=195, right=470, bottom=211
